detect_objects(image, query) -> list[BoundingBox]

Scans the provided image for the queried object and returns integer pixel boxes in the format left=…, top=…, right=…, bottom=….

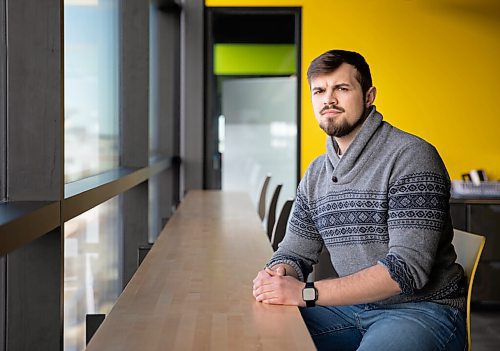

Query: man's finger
left=265, top=266, right=286, bottom=277
left=275, top=266, right=286, bottom=276
left=253, top=277, right=274, bottom=296
left=255, top=290, right=276, bottom=302
left=253, top=269, right=271, bottom=284
left=264, top=267, right=276, bottom=276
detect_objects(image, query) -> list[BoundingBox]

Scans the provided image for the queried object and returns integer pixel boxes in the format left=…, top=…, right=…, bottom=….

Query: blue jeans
left=300, top=302, right=466, bottom=351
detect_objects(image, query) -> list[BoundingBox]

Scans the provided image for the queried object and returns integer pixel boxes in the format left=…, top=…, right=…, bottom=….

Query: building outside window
left=64, top=0, right=119, bottom=183
left=64, top=197, right=121, bottom=351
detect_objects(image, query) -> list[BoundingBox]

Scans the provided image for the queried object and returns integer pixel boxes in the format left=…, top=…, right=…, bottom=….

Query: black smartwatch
left=302, top=281, right=318, bottom=307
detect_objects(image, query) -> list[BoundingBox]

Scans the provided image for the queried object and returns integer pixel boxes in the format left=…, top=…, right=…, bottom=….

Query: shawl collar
left=326, top=106, right=384, bottom=180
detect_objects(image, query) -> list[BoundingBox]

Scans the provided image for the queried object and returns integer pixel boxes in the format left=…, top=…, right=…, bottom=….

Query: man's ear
left=365, top=86, right=377, bottom=107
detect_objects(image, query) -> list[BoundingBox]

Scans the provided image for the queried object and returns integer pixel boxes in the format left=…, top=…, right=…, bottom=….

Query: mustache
left=321, top=104, right=345, bottom=114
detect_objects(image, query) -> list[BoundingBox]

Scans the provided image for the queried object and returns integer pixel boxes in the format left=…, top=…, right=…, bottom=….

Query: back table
left=86, top=190, right=315, bottom=350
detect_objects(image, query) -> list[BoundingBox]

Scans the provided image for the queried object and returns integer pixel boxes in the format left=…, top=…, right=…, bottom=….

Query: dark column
left=180, top=0, right=204, bottom=194
left=120, top=0, right=150, bottom=287
left=7, top=230, right=62, bottom=350
left=156, top=7, right=181, bottom=236
left=4, top=0, right=63, bottom=349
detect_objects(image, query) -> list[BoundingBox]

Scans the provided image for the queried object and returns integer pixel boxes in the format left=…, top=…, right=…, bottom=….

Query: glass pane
left=64, top=196, right=122, bottom=351
left=220, top=76, right=297, bottom=212
left=148, top=173, right=160, bottom=243
left=64, top=0, right=119, bottom=182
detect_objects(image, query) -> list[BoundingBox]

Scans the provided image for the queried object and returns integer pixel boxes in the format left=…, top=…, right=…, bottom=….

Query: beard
left=319, top=104, right=369, bottom=137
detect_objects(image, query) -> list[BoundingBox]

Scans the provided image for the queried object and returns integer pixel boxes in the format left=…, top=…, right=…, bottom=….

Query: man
left=252, top=50, right=466, bottom=350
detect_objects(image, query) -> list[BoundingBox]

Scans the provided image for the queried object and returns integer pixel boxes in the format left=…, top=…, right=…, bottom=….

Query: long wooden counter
left=86, top=190, right=315, bottom=350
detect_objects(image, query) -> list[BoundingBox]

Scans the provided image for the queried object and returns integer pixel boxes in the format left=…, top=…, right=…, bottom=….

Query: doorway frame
left=204, top=6, right=302, bottom=190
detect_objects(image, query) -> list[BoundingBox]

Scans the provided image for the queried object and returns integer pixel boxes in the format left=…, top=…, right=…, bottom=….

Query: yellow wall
left=206, top=0, right=500, bottom=180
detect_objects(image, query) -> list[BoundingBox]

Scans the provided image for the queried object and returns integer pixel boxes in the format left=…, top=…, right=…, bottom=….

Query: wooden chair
left=257, top=174, right=271, bottom=221
left=452, top=228, right=486, bottom=351
left=270, top=199, right=294, bottom=251
left=266, top=184, right=282, bottom=240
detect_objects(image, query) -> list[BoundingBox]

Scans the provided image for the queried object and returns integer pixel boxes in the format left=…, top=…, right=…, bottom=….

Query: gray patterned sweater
left=268, top=107, right=466, bottom=310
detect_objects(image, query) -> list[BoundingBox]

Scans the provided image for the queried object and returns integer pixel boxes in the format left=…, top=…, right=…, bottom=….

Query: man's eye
left=313, top=90, right=323, bottom=95
left=337, top=87, right=348, bottom=91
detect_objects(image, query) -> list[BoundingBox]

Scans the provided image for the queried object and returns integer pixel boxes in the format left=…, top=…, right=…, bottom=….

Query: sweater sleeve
left=378, top=141, right=451, bottom=294
left=266, top=179, right=324, bottom=281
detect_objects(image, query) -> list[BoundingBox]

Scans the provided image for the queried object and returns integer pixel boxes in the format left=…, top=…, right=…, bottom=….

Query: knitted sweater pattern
left=268, top=107, right=466, bottom=310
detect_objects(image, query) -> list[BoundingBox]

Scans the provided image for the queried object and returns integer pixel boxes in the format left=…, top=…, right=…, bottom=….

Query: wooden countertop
left=86, top=190, right=315, bottom=350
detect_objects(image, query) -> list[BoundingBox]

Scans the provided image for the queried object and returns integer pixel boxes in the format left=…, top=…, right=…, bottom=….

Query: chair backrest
left=452, top=229, right=485, bottom=285
left=257, top=175, right=271, bottom=221
left=452, top=228, right=486, bottom=351
left=271, top=199, right=294, bottom=251
left=266, top=184, right=282, bottom=240
left=313, top=247, right=338, bottom=281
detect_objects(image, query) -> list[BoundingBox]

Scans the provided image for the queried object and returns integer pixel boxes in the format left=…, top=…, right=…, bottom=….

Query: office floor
left=471, top=305, right=500, bottom=350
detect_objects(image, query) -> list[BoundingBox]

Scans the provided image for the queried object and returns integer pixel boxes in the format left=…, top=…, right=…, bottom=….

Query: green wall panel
left=214, top=44, right=296, bottom=75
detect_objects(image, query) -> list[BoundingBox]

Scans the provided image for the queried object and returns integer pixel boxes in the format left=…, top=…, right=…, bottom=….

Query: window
left=64, top=1, right=121, bottom=349
left=0, top=1, right=179, bottom=348
left=64, top=197, right=121, bottom=351
left=64, top=0, right=119, bottom=182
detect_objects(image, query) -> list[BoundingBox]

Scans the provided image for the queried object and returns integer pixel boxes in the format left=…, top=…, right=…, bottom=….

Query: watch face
left=302, top=287, right=316, bottom=301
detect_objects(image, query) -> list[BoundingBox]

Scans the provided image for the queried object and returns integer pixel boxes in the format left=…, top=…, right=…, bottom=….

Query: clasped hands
left=252, top=266, right=306, bottom=307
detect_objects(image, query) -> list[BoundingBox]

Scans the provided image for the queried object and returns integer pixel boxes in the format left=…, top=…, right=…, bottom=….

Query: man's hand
left=252, top=266, right=305, bottom=306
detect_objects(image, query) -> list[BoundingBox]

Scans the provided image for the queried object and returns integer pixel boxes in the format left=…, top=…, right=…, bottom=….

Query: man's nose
left=324, top=90, right=338, bottom=105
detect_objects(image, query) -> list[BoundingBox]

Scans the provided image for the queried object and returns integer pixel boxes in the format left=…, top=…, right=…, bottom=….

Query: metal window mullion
left=0, top=0, right=6, bottom=203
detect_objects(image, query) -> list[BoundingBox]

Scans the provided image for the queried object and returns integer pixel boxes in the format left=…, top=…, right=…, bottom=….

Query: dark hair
left=307, top=50, right=372, bottom=96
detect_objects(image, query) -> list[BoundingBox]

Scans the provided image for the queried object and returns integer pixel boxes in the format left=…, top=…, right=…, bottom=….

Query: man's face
left=310, top=63, right=373, bottom=138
